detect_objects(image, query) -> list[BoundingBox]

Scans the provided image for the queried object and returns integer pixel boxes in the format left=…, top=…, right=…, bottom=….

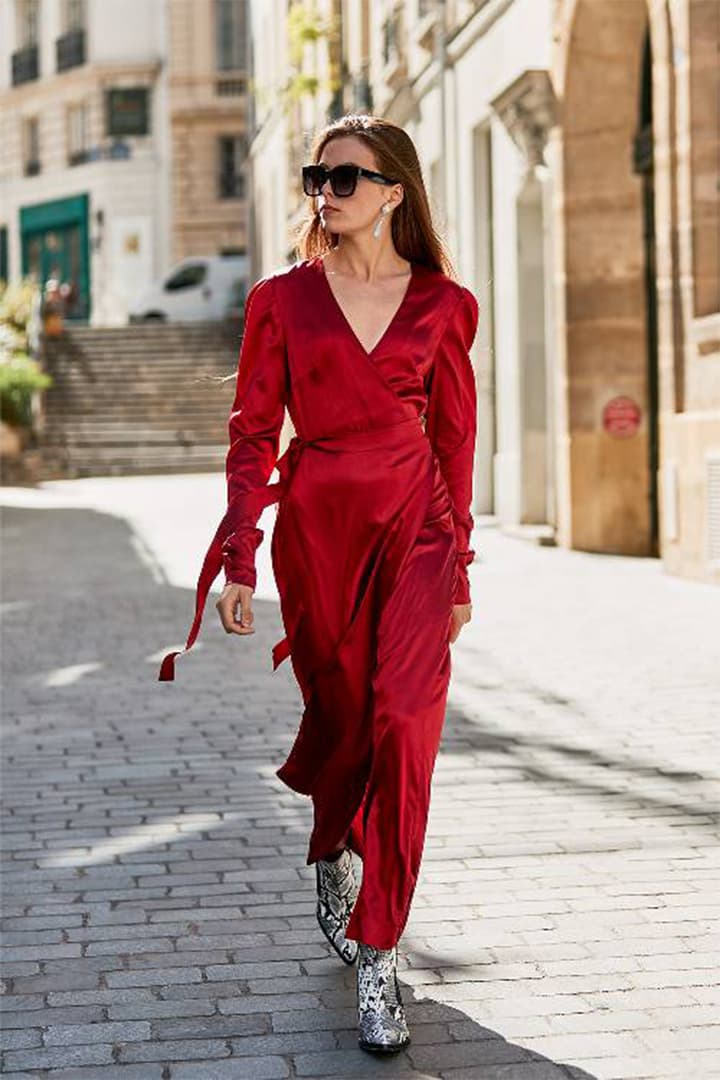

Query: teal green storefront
left=20, top=194, right=91, bottom=321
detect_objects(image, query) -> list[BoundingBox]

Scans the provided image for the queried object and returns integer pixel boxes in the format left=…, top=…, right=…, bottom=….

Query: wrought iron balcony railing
left=56, top=28, right=86, bottom=73
left=219, top=171, right=245, bottom=199
left=11, top=45, right=39, bottom=86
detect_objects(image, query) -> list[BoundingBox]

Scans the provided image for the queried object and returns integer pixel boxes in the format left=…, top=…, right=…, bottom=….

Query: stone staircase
left=39, top=322, right=241, bottom=477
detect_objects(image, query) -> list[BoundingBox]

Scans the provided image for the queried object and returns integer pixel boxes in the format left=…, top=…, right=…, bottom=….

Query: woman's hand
left=449, top=602, right=472, bottom=644
left=215, top=582, right=255, bottom=635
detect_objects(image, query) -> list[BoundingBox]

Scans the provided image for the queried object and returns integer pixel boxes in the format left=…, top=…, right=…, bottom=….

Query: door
left=20, top=194, right=90, bottom=321
left=24, top=224, right=88, bottom=319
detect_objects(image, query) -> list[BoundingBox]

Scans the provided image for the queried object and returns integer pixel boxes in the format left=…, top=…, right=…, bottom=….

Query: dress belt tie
left=157, top=414, right=423, bottom=682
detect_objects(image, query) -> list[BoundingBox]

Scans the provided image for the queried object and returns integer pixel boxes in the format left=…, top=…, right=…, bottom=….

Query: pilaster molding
left=491, top=68, right=557, bottom=170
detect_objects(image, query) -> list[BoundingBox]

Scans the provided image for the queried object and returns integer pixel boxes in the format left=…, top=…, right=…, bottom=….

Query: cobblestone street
left=2, top=474, right=720, bottom=1079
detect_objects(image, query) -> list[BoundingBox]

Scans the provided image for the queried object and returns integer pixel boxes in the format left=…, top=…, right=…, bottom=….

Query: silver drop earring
left=373, top=203, right=391, bottom=240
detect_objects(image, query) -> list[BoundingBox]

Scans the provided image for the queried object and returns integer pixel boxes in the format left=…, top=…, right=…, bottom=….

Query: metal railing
left=11, top=45, right=39, bottom=85
left=56, top=28, right=86, bottom=73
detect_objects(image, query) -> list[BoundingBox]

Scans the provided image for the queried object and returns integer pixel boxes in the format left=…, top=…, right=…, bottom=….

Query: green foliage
left=0, top=353, right=51, bottom=426
left=0, top=278, right=52, bottom=429
left=281, top=3, right=341, bottom=112
left=285, top=72, right=320, bottom=103
left=0, top=278, right=37, bottom=338
left=287, top=4, right=328, bottom=67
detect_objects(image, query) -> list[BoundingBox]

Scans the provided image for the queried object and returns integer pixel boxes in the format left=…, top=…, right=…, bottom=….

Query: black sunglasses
left=302, top=163, right=398, bottom=198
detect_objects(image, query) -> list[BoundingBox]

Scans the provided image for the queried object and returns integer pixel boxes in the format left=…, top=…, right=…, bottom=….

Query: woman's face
left=315, top=135, right=403, bottom=238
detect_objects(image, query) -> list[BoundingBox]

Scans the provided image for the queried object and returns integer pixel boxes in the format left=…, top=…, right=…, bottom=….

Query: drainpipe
left=246, top=0, right=257, bottom=282
left=434, top=0, right=448, bottom=221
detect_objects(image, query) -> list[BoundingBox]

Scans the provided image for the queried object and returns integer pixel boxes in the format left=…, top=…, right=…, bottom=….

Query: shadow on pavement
left=1, top=504, right=601, bottom=1078
left=441, top=685, right=720, bottom=832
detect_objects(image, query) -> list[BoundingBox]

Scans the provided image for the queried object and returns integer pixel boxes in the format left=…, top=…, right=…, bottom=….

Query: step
left=41, top=415, right=229, bottom=429
left=42, top=430, right=226, bottom=446
left=500, top=523, right=558, bottom=547
left=54, top=323, right=240, bottom=340
left=40, top=458, right=226, bottom=478
left=44, top=362, right=237, bottom=375
left=39, top=323, right=243, bottom=478
left=54, top=449, right=227, bottom=472
left=43, top=394, right=233, bottom=406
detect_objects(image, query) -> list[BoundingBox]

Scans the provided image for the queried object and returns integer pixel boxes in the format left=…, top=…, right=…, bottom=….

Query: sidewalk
left=2, top=475, right=719, bottom=1079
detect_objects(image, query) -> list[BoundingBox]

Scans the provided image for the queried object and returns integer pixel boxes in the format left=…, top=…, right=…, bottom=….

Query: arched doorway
left=557, top=0, right=663, bottom=556
left=633, top=24, right=661, bottom=555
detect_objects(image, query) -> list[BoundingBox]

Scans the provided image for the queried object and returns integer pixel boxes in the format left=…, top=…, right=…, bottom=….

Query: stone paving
left=1, top=475, right=720, bottom=1079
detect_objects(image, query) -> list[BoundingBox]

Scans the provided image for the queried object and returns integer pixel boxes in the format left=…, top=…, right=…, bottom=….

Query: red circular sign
left=602, top=396, right=641, bottom=438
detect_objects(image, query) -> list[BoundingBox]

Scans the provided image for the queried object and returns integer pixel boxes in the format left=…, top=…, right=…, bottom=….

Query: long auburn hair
left=294, top=114, right=457, bottom=279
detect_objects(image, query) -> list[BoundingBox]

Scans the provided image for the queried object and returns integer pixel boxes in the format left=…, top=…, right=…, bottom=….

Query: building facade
left=166, top=0, right=250, bottom=262
left=0, top=0, right=250, bottom=324
left=3, top=0, right=716, bottom=583
left=248, top=0, right=718, bottom=585
left=552, top=0, right=719, bottom=584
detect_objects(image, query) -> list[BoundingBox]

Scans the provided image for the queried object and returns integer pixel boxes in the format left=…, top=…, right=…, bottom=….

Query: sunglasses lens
left=302, top=164, right=359, bottom=197
left=302, top=166, right=325, bottom=196
left=330, top=166, right=357, bottom=197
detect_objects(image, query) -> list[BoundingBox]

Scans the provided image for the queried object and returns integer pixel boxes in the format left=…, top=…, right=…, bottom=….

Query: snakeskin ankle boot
left=357, top=943, right=411, bottom=1054
left=315, top=848, right=359, bottom=965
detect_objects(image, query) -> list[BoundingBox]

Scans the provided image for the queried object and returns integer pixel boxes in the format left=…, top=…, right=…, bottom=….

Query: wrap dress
left=159, top=254, right=479, bottom=949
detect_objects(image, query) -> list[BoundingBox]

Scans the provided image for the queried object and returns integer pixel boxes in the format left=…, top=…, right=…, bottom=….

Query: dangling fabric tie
left=157, top=416, right=423, bottom=682
left=157, top=435, right=308, bottom=681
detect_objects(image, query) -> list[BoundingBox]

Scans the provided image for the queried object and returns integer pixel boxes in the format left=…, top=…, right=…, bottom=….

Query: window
left=218, top=135, right=246, bottom=199
left=63, top=0, right=86, bottom=31
left=215, top=0, right=246, bottom=71
left=23, top=116, right=40, bottom=175
left=57, top=0, right=86, bottom=71
left=67, top=101, right=90, bottom=165
left=105, top=88, right=150, bottom=137
left=16, top=0, right=39, bottom=47
left=382, top=9, right=402, bottom=66
left=164, top=264, right=207, bottom=291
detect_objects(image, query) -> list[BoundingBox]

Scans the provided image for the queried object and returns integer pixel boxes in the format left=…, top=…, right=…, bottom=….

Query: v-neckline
left=316, top=255, right=416, bottom=359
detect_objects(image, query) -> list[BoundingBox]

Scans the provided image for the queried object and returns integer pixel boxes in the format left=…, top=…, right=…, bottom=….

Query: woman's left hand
left=449, top=603, right=472, bottom=643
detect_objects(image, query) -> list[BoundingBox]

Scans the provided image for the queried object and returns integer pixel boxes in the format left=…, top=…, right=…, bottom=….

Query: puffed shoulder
left=445, top=283, right=480, bottom=350
left=243, top=273, right=279, bottom=313
left=243, top=261, right=300, bottom=316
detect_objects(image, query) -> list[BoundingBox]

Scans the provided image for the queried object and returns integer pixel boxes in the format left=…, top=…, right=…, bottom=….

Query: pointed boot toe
left=315, top=848, right=359, bottom=966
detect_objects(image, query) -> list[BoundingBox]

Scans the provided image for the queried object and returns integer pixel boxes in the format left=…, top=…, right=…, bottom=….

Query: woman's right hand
left=215, top=582, right=255, bottom=635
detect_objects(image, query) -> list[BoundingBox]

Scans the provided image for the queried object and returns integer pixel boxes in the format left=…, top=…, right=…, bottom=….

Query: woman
left=158, top=114, right=479, bottom=1055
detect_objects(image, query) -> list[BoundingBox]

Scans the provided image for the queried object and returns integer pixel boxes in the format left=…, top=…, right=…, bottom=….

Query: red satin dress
left=159, top=255, right=479, bottom=949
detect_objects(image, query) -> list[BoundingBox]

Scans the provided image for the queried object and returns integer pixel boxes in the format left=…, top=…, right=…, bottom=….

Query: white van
left=128, top=254, right=248, bottom=323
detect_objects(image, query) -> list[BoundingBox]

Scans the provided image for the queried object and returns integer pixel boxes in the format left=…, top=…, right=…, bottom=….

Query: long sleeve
left=220, top=275, right=288, bottom=589
left=156, top=275, right=288, bottom=681
left=424, top=286, right=479, bottom=605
